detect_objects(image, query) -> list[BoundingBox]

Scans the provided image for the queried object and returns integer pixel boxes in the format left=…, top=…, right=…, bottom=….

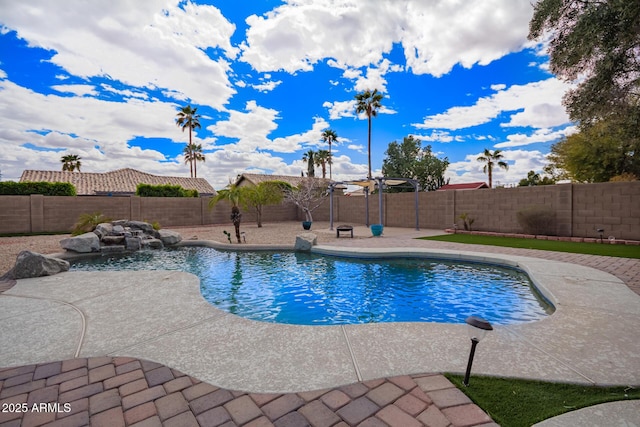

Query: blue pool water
left=70, top=247, right=553, bottom=325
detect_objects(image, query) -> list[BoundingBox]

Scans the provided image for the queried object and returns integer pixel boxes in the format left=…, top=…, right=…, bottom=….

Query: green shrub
left=136, top=183, right=198, bottom=197
left=72, top=212, right=112, bottom=236
left=458, top=213, right=475, bottom=231
left=0, top=181, right=76, bottom=196
left=517, top=206, right=556, bottom=235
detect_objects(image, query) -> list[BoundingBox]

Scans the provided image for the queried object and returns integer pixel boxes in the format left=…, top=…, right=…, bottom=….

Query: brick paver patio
left=0, top=357, right=497, bottom=427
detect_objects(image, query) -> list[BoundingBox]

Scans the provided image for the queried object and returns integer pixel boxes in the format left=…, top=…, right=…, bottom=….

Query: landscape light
left=463, top=315, right=493, bottom=386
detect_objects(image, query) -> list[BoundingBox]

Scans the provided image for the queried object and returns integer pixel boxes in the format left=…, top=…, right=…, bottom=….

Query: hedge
left=136, top=183, right=198, bottom=197
left=0, top=181, right=77, bottom=196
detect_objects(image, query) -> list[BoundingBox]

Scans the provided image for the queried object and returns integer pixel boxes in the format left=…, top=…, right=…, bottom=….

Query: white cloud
left=1, top=1, right=237, bottom=108
left=495, top=126, right=577, bottom=148
left=415, top=130, right=464, bottom=143
left=249, top=79, right=282, bottom=92
left=414, top=78, right=573, bottom=130
left=241, top=0, right=533, bottom=77
left=323, top=100, right=356, bottom=120
left=0, top=79, right=188, bottom=180
left=207, top=100, right=279, bottom=152
left=51, top=84, right=97, bottom=96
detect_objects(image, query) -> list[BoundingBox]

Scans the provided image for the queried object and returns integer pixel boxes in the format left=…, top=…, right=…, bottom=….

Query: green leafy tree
left=518, top=170, right=556, bottom=186
left=477, top=148, right=509, bottom=188
left=547, top=119, right=640, bottom=182
left=183, top=143, right=205, bottom=178
left=61, top=154, right=82, bottom=172
left=528, top=0, right=640, bottom=129
left=175, top=105, right=201, bottom=178
left=314, top=149, right=332, bottom=179
left=381, top=136, right=449, bottom=191
left=239, top=181, right=286, bottom=227
left=321, top=129, right=338, bottom=179
left=355, top=89, right=383, bottom=179
left=302, top=149, right=316, bottom=177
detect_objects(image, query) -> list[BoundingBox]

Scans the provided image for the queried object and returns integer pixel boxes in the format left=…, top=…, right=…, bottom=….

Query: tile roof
left=19, top=168, right=216, bottom=196
left=436, top=182, right=489, bottom=191
left=235, top=173, right=332, bottom=188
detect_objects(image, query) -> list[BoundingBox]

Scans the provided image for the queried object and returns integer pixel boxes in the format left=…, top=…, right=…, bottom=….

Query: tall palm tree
left=355, top=89, right=383, bottom=180
left=477, top=148, right=509, bottom=188
left=61, top=154, right=82, bottom=172
left=302, top=149, right=316, bottom=177
left=183, top=143, right=205, bottom=178
left=321, top=129, right=338, bottom=179
left=314, top=149, right=331, bottom=179
left=175, top=105, right=201, bottom=178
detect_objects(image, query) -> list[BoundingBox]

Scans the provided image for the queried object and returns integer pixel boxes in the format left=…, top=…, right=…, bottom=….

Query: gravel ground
left=0, top=221, right=365, bottom=275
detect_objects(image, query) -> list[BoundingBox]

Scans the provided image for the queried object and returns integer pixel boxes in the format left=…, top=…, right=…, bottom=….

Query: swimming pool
left=70, top=247, right=553, bottom=325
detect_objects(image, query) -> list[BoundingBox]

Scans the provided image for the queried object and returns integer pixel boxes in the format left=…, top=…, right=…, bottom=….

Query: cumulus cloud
left=1, top=0, right=237, bottom=108
left=240, top=0, right=533, bottom=77
left=495, top=126, right=578, bottom=148
left=414, top=78, right=573, bottom=130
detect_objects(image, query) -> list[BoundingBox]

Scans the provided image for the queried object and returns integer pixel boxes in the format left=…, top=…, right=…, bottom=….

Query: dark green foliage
left=446, top=374, right=639, bottom=427
left=529, top=0, right=640, bottom=125
left=382, top=136, right=449, bottom=191
left=0, top=181, right=76, bottom=196
left=136, top=183, right=198, bottom=197
left=518, top=170, right=556, bottom=186
left=517, top=206, right=557, bottom=235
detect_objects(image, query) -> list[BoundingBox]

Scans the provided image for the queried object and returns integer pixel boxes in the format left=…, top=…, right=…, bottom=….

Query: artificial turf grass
left=445, top=374, right=639, bottom=427
left=419, top=234, right=640, bottom=259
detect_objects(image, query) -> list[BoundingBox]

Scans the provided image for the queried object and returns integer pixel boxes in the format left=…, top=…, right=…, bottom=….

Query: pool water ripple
left=70, top=247, right=553, bottom=325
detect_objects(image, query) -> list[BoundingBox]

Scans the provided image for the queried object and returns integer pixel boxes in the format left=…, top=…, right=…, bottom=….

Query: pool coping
left=1, top=243, right=639, bottom=394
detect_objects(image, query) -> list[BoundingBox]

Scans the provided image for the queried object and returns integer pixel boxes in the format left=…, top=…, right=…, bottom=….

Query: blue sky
left=0, top=0, right=575, bottom=189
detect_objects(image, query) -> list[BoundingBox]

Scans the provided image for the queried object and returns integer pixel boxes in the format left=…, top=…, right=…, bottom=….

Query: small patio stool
left=336, top=225, right=354, bottom=238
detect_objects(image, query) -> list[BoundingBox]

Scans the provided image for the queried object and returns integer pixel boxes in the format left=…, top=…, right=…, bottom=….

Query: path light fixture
left=463, top=315, right=493, bottom=386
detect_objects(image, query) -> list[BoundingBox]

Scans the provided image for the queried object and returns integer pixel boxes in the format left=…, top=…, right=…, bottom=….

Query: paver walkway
left=0, top=357, right=496, bottom=427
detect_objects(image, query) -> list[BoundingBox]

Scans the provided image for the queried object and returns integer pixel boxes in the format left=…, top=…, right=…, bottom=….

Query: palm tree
left=314, top=149, right=331, bottom=179
left=61, top=154, right=82, bottom=172
left=477, top=148, right=509, bottom=188
left=355, top=89, right=383, bottom=180
left=321, top=129, right=338, bottom=179
left=175, top=105, right=201, bottom=178
left=183, top=143, right=205, bottom=178
left=208, top=183, right=244, bottom=241
left=302, top=149, right=316, bottom=177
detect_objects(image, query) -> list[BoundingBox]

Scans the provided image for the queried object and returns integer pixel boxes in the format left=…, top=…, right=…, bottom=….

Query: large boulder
left=60, top=232, right=100, bottom=253
left=93, top=222, right=113, bottom=239
left=295, top=233, right=317, bottom=251
left=126, top=220, right=155, bottom=234
left=157, top=229, right=182, bottom=246
left=1, top=251, right=69, bottom=280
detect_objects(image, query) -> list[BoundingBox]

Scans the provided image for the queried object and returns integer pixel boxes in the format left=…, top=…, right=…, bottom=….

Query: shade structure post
left=377, top=177, right=383, bottom=225
left=364, top=186, right=370, bottom=227
left=329, top=184, right=334, bottom=231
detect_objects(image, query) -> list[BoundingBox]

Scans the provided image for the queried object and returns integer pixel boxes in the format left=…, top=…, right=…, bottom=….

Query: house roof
left=19, top=168, right=216, bottom=196
left=436, top=182, right=489, bottom=191
left=234, top=173, right=332, bottom=188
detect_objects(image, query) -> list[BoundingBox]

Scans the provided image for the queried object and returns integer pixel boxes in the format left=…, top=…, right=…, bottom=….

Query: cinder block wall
left=1, top=182, right=638, bottom=240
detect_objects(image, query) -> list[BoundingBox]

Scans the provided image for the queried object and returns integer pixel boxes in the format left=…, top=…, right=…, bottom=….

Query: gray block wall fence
left=0, top=182, right=638, bottom=241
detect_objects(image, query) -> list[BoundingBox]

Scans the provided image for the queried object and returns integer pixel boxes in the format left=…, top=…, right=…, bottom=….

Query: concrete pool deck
left=1, top=227, right=639, bottom=425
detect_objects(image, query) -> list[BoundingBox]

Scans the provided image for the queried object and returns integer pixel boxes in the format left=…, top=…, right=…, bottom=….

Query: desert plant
left=458, top=213, right=475, bottom=231
left=72, top=212, right=111, bottom=236
left=517, top=206, right=556, bottom=235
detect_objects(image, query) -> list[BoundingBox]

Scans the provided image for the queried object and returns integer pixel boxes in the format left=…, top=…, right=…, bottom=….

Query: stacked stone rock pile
left=60, top=220, right=182, bottom=254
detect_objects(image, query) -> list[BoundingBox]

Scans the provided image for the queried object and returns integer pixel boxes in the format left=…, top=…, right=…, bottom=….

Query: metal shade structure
left=328, top=177, right=420, bottom=231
